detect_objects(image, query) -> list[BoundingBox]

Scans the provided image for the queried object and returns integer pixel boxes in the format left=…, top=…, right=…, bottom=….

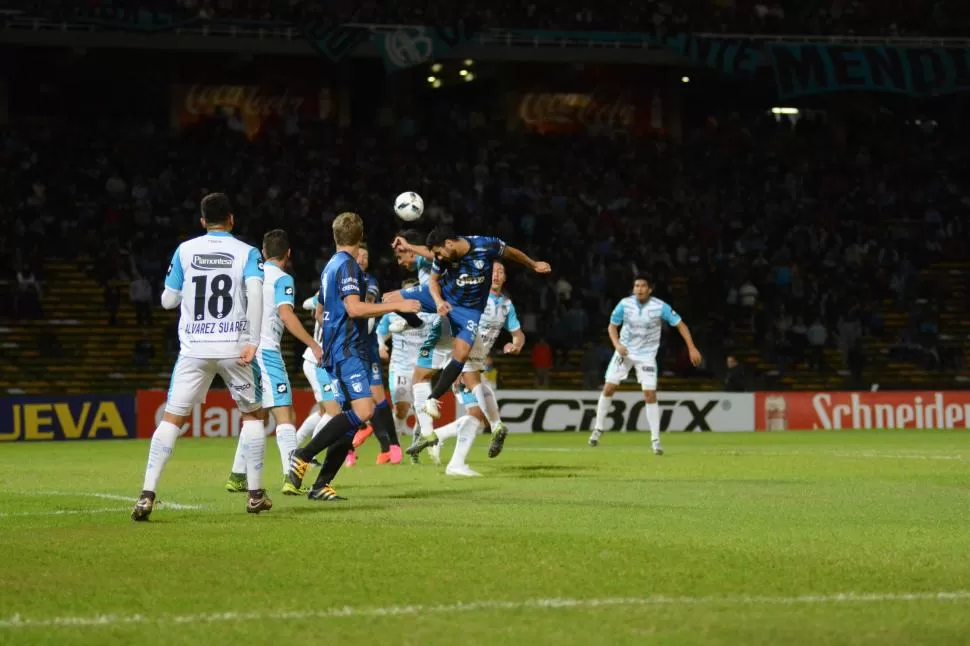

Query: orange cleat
left=376, top=451, right=392, bottom=465
left=344, top=450, right=358, bottom=467
left=353, top=425, right=374, bottom=449
left=389, top=445, right=403, bottom=464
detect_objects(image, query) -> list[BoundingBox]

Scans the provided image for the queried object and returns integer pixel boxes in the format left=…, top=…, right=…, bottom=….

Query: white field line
left=505, top=447, right=964, bottom=460
left=2, top=591, right=970, bottom=629
left=35, top=491, right=204, bottom=510
left=0, top=507, right=129, bottom=519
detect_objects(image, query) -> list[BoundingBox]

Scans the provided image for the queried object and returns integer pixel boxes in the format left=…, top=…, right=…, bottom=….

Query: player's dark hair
left=397, top=229, right=424, bottom=245
left=633, top=274, right=654, bottom=288
left=426, top=227, right=458, bottom=248
left=358, top=241, right=368, bottom=252
left=201, top=192, right=232, bottom=225
left=262, top=229, right=289, bottom=260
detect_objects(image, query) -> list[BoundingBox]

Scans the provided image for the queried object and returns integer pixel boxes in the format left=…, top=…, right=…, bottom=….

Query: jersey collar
left=206, top=231, right=233, bottom=238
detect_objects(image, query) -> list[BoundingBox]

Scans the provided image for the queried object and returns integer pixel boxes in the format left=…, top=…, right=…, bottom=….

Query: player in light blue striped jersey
left=589, top=275, right=702, bottom=453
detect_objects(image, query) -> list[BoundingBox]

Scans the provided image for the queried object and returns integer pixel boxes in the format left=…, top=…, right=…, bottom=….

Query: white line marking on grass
left=3, top=591, right=970, bottom=629
left=36, top=492, right=204, bottom=510
left=0, top=507, right=129, bottom=519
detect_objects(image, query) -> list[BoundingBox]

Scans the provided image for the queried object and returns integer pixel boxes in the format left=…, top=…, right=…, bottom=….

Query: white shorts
left=166, top=355, right=262, bottom=416
left=463, top=356, right=486, bottom=373
left=388, top=366, right=413, bottom=405
left=604, top=352, right=658, bottom=390
left=303, top=359, right=337, bottom=404
left=258, top=349, right=291, bottom=409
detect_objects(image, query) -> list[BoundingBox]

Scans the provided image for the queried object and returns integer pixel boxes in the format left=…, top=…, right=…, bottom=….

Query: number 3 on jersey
left=191, top=274, right=234, bottom=320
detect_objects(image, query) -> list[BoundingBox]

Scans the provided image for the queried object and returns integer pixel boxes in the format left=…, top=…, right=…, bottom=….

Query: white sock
left=594, top=394, right=613, bottom=431
left=413, top=381, right=434, bottom=437
left=393, top=414, right=408, bottom=439
left=142, top=421, right=180, bottom=492
left=275, top=423, right=297, bottom=476
left=472, top=383, right=501, bottom=427
left=645, top=402, right=661, bottom=445
left=296, top=411, right=321, bottom=445
left=312, top=413, right=334, bottom=438
left=435, top=416, right=465, bottom=442
left=241, top=419, right=266, bottom=491
left=230, top=434, right=247, bottom=475
left=448, top=417, right=482, bottom=469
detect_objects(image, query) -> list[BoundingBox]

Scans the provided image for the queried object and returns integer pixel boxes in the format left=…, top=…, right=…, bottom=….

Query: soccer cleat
left=409, top=453, right=421, bottom=465
left=376, top=451, right=392, bottom=465
left=281, top=480, right=308, bottom=496
left=653, top=444, right=664, bottom=456
left=428, top=441, right=441, bottom=466
left=247, top=490, right=273, bottom=514
left=286, top=454, right=311, bottom=490
left=487, top=422, right=509, bottom=458
left=353, top=426, right=373, bottom=449
left=388, top=318, right=408, bottom=334
left=344, top=450, right=358, bottom=467
left=446, top=464, right=482, bottom=477
left=423, top=398, right=442, bottom=420
left=588, top=429, right=603, bottom=447
left=406, top=432, right=439, bottom=457
left=225, top=472, right=248, bottom=492
left=389, top=445, right=403, bottom=464
left=308, top=484, right=346, bottom=501
left=131, top=491, right=155, bottom=522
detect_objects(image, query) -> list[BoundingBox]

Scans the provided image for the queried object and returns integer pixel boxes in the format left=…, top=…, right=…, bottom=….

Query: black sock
left=398, top=312, right=423, bottom=328
left=430, top=358, right=465, bottom=400
left=372, top=400, right=399, bottom=448
left=312, top=437, right=353, bottom=490
left=296, top=410, right=361, bottom=462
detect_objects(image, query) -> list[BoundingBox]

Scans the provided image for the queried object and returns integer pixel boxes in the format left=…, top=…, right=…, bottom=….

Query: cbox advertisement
left=0, top=395, right=136, bottom=441
left=496, top=390, right=755, bottom=433
left=755, top=391, right=970, bottom=430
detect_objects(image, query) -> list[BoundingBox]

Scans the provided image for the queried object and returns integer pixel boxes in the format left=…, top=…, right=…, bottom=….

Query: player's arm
left=275, top=275, right=321, bottom=357
left=241, top=248, right=265, bottom=350
left=664, top=303, right=703, bottom=366
left=428, top=270, right=450, bottom=316
left=608, top=301, right=628, bottom=357
left=503, top=302, right=526, bottom=354
left=393, top=237, right=435, bottom=261
left=344, top=293, right=419, bottom=319
left=376, top=315, right=392, bottom=361
left=497, top=240, right=551, bottom=274
left=160, top=246, right=184, bottom=309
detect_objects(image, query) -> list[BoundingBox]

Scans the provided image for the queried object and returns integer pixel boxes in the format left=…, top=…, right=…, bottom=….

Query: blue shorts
left=367, top=335, right=384, bottom=387
left=329, top=356, right=375, bottom=403
left=258, top=349, right=291, bottom=408
left=401, top=284, right=482, bottom=346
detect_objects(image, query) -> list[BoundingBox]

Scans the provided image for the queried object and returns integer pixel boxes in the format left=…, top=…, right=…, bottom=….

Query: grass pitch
left=1, top=431, right=969, bottom=646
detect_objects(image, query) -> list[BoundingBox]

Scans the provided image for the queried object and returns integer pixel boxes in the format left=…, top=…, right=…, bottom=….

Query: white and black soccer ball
left=394, top=191, right=424, bottom=222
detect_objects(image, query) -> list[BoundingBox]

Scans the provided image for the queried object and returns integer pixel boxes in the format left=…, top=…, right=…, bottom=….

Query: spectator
left=739, top=279, right=759, bottom=309
left=15, top=264, right=43, bottom=319
left=532, top=338, right=553, bottom=388
left=724, top=355, right=746, bottom=392
left=130, top=272, right=153, bottom=326
left=555, top=275, right=573, bottom=305
left=806, top=318, right=828, bottom=371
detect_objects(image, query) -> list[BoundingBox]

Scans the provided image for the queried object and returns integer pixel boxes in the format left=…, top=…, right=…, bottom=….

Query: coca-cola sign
left=516, top=91, right=658, bottom=135
left=175, top=84, right=333, bottom=139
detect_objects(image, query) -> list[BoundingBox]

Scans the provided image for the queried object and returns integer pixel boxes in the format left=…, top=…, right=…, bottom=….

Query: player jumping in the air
left=588, top=275, right=702, bottom=453
left=133, top=193, right=270, bottom=520
left=409, top=260, right=525, bottom=468
left=285, top=212, right=420, bottom=500
left=224, top=229, right=323, bottom=496
left=385, top=229, right=549, bottom=426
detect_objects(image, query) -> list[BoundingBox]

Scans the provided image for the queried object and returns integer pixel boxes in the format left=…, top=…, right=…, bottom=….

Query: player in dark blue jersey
left=386, top=227, right=550, bottom=421
left=287, top=212, right=420, bottom=500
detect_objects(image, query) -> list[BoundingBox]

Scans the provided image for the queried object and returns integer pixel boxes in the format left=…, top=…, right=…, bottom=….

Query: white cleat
left=428, top=442, right=442, bottom=465
left=588, top=429, right=602, bottom=447
left=388, top=318, right=408, bottom=334
left=423, top=398, right=442, bottom=420
left=653, top=443, right=664, bottom=456
left=446, top=464, right=482, bottom=477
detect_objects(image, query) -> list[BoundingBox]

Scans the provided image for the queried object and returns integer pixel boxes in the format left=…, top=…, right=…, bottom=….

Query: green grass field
left=1, top=431, right=969, bottom=646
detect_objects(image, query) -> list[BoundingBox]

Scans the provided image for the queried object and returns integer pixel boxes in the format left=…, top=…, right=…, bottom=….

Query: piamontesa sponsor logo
left=190, top=253, right=234, bottom=271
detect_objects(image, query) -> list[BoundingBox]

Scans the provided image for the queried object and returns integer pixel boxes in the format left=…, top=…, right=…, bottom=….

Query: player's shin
left=430, top=359, right=465, bottom=400
left=296, top=410, right=362, bottom=461
left=142, top=421, right=180, bottom=492
left=274, top=423, right=297, bottom=475
left=230, top=434, right=247, bottom=476
left=447, top=417, right=482, bottom=469
left=373, top=400, right=399, bottom=447
left=312, top=436, right=353, bottom=491
left=296, top=411, right=321, bottom=445
left=241, top=419, right=266, bottom=492
left=645, top=402, right=661, bottom=445
left=594, top=393, right=613, bottom=431
left=311, top=413, right=334, bottom=438
left=472, top=383, right=501, bottom=426
left=412, top=381, right=434, bottom=437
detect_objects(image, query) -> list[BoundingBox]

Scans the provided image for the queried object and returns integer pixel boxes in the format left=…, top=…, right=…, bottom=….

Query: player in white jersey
left=408, top=261, right=525, bottom=475
left=390, top=229, right=454, bottom=449
left=374, top=278, right=436, bottom=463
left=224, top=230, right=323, bottom=496
left=588, top=275, right=702, bottom=453
left=293, top=294, right=342, bottom=448
left=132, top=193, right=271, bottom=520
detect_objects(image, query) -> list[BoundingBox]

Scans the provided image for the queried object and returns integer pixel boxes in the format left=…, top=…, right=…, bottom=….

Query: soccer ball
left=394, top=192, right=424, bottom=222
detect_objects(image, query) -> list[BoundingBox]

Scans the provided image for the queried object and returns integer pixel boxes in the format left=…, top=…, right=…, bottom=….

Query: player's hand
left=310, top=342, right=323, bottom=366
left=688, top=346, right=703, bottom=367
left=238, top=344, right=257, bottom=366
left=436, top=300, right=452, bottom=316
left=503, top=342, right=521, bottom=355
left=616, top=344, right=629, bottom=358
left=379, top=345, right=390, bottom=362
left=391, top=236, right=411, bottom=253
left=400, top=299, right=423, bottom=314
left=532, top=261, right=552, bottom=274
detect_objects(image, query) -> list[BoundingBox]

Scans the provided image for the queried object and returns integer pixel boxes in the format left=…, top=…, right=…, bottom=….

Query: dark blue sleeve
left=336, top=259, right=362, bottom=300
left=484, top=236, right=507, bottom=260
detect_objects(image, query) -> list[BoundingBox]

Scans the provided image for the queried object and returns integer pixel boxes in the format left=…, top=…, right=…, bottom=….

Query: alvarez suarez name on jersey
left=401, top=235, right=506, bottom=345
left=164, top=231, right=264, bottom=414
left=319, top=250, right=375, bottom=402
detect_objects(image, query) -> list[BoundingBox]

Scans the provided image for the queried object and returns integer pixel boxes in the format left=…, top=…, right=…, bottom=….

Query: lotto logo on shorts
left=276, top=383, right=288, bottom=394
left=284, top=286, right=294, bottom=295
left=420, top=349, right=430, bottom=357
